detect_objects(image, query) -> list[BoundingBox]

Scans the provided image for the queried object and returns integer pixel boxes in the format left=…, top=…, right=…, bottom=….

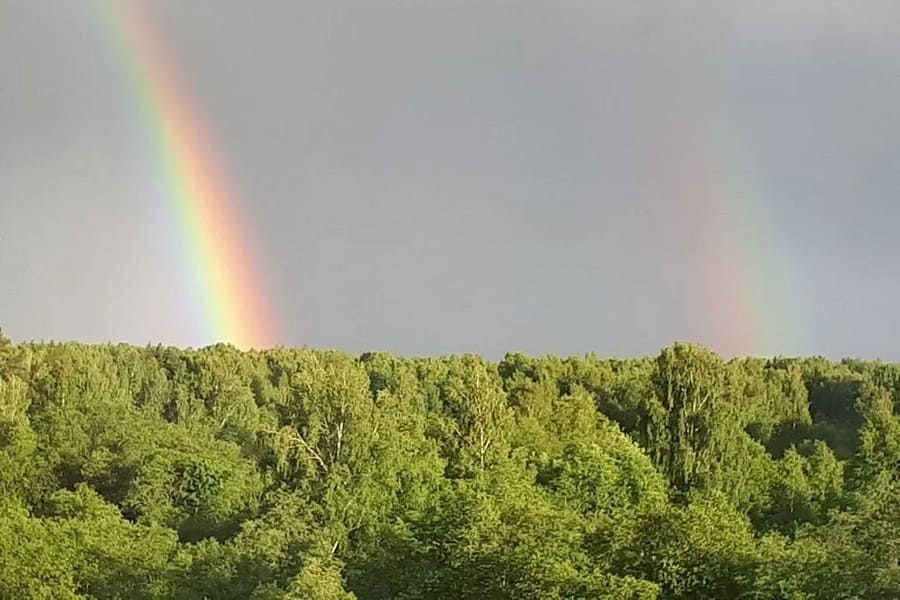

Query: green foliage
left=646, top=343, right=740, bottom=494
left=0, top=334, right=896, bottom=597
left=602, top=494, right=758, bottom=599
left=767, top=441, right=844, bottom=531
left=536, top=419, right=667, bottom=517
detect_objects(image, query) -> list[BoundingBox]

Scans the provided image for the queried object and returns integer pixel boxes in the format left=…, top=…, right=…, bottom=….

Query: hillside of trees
left=0, top=329, right=898, bottom=598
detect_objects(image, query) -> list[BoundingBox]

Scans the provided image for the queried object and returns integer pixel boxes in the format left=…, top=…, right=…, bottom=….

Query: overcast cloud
left=1, top=0, right=898, bottom=359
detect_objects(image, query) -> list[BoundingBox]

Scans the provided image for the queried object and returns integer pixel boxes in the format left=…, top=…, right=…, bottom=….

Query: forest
left=0, top=329, right=898, bottom=599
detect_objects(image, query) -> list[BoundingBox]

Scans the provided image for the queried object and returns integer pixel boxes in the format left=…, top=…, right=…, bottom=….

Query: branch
left=267, top=428, right=329, bottom=473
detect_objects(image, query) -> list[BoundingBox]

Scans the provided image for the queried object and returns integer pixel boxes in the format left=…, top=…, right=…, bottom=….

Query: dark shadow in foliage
left=750, top=418, right=860, bottom=460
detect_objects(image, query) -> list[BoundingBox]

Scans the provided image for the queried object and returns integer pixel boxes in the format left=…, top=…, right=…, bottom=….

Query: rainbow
left=711, top=126, right=808, bottom=359
left=672, top=121, right=808, bottom=359
left=96, top=0, right=277, bottom=349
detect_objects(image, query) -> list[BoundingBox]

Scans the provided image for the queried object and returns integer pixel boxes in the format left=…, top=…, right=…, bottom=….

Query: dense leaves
left=0, top=334, right=897, bottom=598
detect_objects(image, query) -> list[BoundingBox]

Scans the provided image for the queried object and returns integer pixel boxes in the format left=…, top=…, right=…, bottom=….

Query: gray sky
left=1, top=0, right=899, bottom=359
